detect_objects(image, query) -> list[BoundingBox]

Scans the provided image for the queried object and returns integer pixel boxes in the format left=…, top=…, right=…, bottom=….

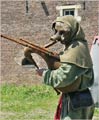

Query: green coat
left=43, top=63, right=95, bottom=119
left=43, top=63, right=94, bottom=91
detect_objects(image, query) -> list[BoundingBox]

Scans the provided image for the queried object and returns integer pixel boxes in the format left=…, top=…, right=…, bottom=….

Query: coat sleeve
left=43, top=63, right=87, bottom=88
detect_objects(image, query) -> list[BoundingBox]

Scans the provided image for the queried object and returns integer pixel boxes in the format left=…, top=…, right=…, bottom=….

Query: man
left=25, top=15, right=95, bottom=119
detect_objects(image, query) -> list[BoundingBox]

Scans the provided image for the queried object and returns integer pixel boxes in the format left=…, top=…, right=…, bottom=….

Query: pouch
left=69, top=89, right=93, bottom=109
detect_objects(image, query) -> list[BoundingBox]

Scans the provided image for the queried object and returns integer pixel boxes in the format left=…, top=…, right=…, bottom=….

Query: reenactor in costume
left=26, top=15, right=95, bottom=119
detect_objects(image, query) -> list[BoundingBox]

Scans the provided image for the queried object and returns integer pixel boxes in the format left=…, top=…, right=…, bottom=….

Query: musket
left=1, top=34, right=61, bottom=95
left=20, top=37, right=57, bottom=48
left=1, top=34, right=61, bottom=70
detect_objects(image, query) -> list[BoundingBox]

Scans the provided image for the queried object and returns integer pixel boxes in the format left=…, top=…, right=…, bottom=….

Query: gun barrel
left=20, top=38, right=57, bottom=48
left=19, top=38, right=56, bottom=56
left=1, top=34, right=25, bottom=46
left=1, top=34, right=59, bottom=59
left=1, top=34, right=49, bottom=52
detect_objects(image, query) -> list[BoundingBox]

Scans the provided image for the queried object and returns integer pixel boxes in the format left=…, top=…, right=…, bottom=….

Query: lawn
left=0, top=84, right=59, bottom=120
left=0, top=84, right=99, bottom=120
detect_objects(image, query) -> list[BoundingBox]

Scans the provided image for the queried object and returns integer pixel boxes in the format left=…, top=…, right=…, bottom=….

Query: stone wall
left=1, top=1, right=99, bottom=85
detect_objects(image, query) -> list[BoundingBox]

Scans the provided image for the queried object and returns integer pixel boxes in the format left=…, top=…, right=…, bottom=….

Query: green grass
left=0, top=84, right=59, bottom=120
left=0, top=84, right=99, bottom=120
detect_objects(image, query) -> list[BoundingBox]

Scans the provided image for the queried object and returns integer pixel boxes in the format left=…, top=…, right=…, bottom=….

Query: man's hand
left=36, top=69, right=46, bottom=76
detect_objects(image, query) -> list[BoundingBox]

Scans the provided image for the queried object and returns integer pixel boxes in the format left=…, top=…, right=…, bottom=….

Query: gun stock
left=1, top=34, right=61, bottom=70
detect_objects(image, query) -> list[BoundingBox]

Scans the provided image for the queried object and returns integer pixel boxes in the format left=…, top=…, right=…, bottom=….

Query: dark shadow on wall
left=41, top=1, right=49, bottom=16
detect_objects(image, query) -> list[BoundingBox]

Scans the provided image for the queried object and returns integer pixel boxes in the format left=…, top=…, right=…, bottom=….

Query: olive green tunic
left=43, top=63, right=94, bottom=90
left=43, top=63, right=94, bottom=119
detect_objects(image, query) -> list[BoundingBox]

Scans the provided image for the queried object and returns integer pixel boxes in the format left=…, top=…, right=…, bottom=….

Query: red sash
left=54, top=94, right=63, bottom=120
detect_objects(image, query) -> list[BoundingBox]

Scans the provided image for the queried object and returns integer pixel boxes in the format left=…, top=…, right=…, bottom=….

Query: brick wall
left=1, top=1, right=99, bottom=85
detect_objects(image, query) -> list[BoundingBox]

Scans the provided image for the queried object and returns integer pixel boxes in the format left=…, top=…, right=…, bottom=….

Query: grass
left=0, top=84, right=59, bottom=120
left=0, top=84, right=99, bottom=120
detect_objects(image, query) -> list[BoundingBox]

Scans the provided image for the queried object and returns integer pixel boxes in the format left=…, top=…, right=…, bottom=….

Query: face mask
left=50, top=22, right=71, bottom=45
